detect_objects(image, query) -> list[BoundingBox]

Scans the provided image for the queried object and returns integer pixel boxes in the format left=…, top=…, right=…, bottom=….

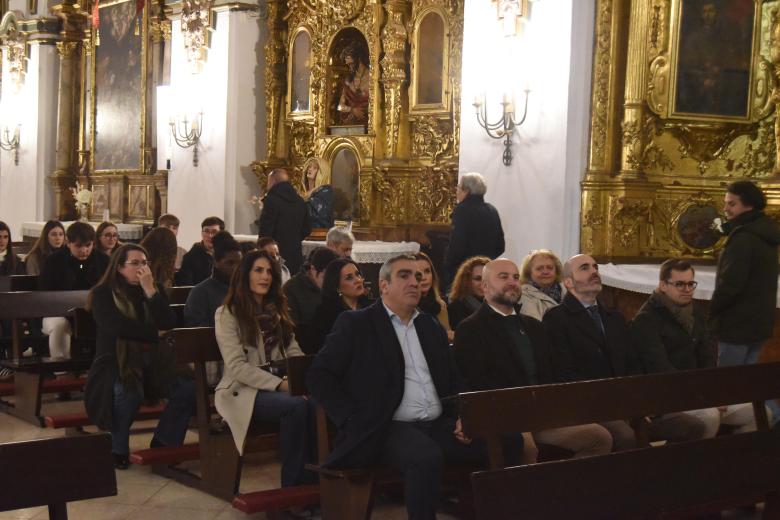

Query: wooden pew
left=470, top=430, right=780, bottom=520
left=0, top=290, right=91, bottom=425
left=0, top=274, right=38, bottom=292
left=0, top=433, right=117, bottom=519
left=166, top=286, right=193, bottom=305
left=457, top=362, right=780, bottom=469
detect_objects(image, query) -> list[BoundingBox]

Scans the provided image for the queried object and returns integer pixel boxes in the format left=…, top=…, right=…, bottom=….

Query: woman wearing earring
left=84, top=243, right=195, bottom=469
left=310, top=258, right=370, bottom=354
left=214, top=250, right=315, bottom=487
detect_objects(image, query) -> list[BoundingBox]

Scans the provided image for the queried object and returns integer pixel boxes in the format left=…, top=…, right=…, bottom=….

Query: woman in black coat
left=309, top=258, right=371, bottom=353
left=84, top=244, right=195, bottom=469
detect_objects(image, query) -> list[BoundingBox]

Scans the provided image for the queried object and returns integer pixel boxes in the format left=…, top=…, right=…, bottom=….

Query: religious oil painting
left=94, top=0, right=143, bottom=171
left=677, top=204, right=721, bottom=250
left=91, top=184, right=109, bottom=218
left=289, top=29, right=312, bottom=114
left=330, top=148, right=360, bottom=221
left=128, top=185, right=150, bottom=219
left=673, top=0, right=755, bottom=119
left=330, top=28, right=370, bottom=128
left=416, top=12, right=445, bottom=106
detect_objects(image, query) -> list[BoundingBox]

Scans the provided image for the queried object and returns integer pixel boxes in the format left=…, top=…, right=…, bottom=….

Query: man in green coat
left=710, top=180, right=780, bottom=426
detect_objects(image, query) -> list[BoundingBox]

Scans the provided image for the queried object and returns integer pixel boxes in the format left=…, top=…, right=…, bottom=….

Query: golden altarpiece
left=252, top=0, right=464, bottom=240
left=584, top=0, right=780, bottom=262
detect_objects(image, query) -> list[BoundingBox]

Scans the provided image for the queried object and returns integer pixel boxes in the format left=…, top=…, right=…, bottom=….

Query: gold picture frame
left=409, top=7, right=451, bottom=114
left=287, top=26, right=314, bottom=120
left=88, top=0, right=150, bottom=174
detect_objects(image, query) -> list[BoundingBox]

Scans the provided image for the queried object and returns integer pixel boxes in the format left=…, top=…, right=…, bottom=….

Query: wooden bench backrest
left=459, top=362, right=780, bottom=469
left=0, top=433, right=117, bottom=513
left=0, top=290, right=89, bottom=320
left=0, top=275, right=38, bottom=292
left=166, top=286, right=193, bottom=304
left=470, top=429, right=780, bottom=520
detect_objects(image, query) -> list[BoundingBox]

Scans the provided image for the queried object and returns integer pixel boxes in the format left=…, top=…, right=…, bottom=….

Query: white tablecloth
left=232, top=236, right=421, bottom=264
left=21, top=221, right=144, bottom=240
left=600, top=263, right=780, bottom=308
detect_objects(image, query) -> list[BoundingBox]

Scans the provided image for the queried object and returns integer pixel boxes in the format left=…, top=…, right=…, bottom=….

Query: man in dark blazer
left=307, top=254, right=495, bottom=520
left=454, top=258, right=612, bottom=460
left=543, top=254, right=704, bottom=449
left=258, top=168, right=311, bottom=274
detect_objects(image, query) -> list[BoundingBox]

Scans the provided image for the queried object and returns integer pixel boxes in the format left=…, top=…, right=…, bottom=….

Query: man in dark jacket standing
left=258, top=168, right=311, bottom=274
left=444, top=172, right=504, bottom=287
left=710, top=180, right=780, bottom=425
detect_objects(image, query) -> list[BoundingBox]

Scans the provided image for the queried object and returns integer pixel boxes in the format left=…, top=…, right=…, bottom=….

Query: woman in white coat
left=215, top=249, right=315, bottom=487
left=519, top=249, right=566, bottom=322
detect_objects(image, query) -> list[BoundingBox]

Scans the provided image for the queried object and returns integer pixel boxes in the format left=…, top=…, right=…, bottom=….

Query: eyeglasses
left=124, top=260, right=148, bottom=267
left=666, top=280, right=697, bottom=290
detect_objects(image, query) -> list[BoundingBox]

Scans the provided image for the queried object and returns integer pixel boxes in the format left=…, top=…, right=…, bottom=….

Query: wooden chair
left=0, top=433, right=117, bottom=519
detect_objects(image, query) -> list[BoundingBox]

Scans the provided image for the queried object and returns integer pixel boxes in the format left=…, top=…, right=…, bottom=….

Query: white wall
left=0, top=41, right=59, bottom=238
left=458, top=0, right=595, bottom=263
left=165, top=9, right=264, bottom=247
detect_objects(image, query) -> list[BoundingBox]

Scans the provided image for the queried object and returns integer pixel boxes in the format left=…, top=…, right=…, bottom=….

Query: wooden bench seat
left=0, top=376, right=86, bottom=397
left=470, top=429, right=780, bottom=520
left=129, top=443, right=201, bottom=465
left=232, top=485, right=321, bottom=514
left=0, top=433, right=117, bottom=519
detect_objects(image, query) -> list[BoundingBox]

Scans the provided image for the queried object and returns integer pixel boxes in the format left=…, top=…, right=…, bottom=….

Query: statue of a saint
left=336, top=43, right=370, bottom=125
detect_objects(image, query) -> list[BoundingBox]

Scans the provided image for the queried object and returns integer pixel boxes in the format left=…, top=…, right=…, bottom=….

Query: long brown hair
left=26, top=220, right=65, bottom=268
left=95, top=221, right=120, bottom=254
left=86, top=243, right=149, bottom=311
left=414, top=252, right=443, bottom=301
left=140, top=227, right=177, bottom=288
left=223, top=250, right=295, bottom=348
left=448, top=256, right=490, bottom=302
left=0, top=221, right=18, bottom=272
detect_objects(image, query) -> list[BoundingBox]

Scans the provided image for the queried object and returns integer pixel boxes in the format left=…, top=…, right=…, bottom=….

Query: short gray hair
left=326, top=226, right=355, bottom=246
left=458, top=172, right=487, bottom=196
left=379, top=254, right=417, bottom=283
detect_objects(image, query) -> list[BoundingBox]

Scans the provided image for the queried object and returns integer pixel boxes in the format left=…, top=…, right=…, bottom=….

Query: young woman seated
left=214, top=250, right=315, bottom=487
left=24, top=220, right=66, bottom=275
left=84, top=244, right=196, bottom=469
left=447, top=256, right=490, bottom=330
left=414, top=252, right=453, bottom=341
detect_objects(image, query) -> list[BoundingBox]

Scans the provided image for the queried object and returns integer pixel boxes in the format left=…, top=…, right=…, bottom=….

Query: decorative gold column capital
left=56, top=40, right=78, bottom=58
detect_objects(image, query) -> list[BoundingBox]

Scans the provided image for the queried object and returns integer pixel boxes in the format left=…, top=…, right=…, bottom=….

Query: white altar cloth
left=21, top=221, right=144, bottom=241
left=232, top=236, right=420, bottom=264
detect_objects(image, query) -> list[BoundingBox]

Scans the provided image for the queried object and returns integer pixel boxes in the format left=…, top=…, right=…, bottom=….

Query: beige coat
left=519, top=283, right=565, bottom=322
left=214, top=305, right=303, bottom=454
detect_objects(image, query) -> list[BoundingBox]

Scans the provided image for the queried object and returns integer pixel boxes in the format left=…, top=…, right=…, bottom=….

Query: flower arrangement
left=70, top=182, right=93, bottom=222
left=249, top=195, right=263, bottom=211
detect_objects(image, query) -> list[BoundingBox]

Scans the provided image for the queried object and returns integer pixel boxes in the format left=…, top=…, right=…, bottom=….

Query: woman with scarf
left=214, top=250, right=315, bottom=487
left=310, top=257, right=371, bottom=353
left=84, top=244, right=195, bottom=469
left=447, top=256, right=490, bottom=330
left=414, top=252, right=453, bottom=341
left=519, top=249, right=566, bottom=321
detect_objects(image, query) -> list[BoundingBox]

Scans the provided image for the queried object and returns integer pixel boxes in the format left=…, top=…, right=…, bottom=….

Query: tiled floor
left=0, top=394, right=763, bottom=519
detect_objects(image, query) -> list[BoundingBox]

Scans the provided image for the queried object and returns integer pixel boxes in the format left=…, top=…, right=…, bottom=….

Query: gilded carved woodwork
left=181, top=0, right=211, bottom=73
left=584, top=0, right=780, bottom=262
left=252, top=0, right=463, bottom=228
left=0, top=11, right=27, bottom=89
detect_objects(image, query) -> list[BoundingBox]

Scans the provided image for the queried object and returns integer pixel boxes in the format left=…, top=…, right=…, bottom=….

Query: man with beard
left=454, top=258, right=613, bottom=461
left=542, top=254, right=705, bottom=449
left=336, top=43, right=370, bottom=125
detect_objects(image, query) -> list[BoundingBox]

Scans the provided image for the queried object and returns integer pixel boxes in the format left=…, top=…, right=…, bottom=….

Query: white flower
left=712, top=217, right=723, bottom=233
left=70, top=182, right=93, bottom=205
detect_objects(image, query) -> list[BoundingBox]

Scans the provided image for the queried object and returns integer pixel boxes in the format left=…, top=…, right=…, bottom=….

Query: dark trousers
left=379, top=416, right=522, bottom=520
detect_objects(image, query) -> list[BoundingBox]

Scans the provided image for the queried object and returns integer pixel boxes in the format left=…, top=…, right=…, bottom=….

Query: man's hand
left=454, top=418, right=472, bottom=445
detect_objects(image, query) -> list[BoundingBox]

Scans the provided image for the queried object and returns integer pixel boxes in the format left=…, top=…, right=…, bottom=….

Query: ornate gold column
left=618, top=0, right=650, bottom=180
left=264, top=0, right=287, bottom=163
left=50, top=0, right=87, bottom=218
left=380, top=0, right=409, bottom=159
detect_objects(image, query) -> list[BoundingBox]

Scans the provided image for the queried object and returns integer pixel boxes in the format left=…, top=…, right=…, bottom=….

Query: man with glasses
left=631, top=258, right=757, bottom=437
left=175, top=216, right=224, bottom=286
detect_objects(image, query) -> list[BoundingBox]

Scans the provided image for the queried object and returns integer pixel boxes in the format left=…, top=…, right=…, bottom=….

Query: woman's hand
left=276, top=378, right=290, bottom=393
left=137, top=265, right=157, bottom=299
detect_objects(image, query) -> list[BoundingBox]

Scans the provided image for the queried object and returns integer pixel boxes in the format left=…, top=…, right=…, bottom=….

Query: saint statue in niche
left=336, top=42, right=370, bottom=125
left=302, top=157, right=334, bottom=229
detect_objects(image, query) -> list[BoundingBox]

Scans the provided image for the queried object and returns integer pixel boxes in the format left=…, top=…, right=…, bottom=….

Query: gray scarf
left=652, top=290, right=695, bottom=335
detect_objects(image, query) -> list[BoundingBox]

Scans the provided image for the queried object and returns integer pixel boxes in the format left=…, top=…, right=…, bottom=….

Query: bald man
left=453, top=258, right=612, bottom=461
left=258, top=168, right=311, bottom=273
left=542, top=254, right=705, bottom=450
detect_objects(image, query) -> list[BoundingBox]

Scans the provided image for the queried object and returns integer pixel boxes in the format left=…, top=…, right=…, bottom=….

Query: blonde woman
left=519, top=249, right=566, bottom=321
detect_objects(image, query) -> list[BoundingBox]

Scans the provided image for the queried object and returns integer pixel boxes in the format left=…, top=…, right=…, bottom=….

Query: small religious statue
left=302, top=157, right=334, bottom=228
left=336, top=43, right=370, bottom=125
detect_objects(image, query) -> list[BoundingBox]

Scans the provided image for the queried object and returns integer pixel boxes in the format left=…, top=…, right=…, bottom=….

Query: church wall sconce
left=473, top=90, right=529, bottom=166
left=169, top=112, right=203, bottom=167
left=0, top=124, right=20, bottom=166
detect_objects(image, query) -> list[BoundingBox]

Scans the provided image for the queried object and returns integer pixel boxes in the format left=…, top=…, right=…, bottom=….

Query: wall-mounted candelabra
left=0, top=125, right=20, bottom=166
left=170, top=112, right=203, bottom=166
left=473, top=90, right=529, bottom=166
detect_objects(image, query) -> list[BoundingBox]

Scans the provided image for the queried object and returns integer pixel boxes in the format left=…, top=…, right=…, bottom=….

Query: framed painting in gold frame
left=409, top=7, right=450, bottom=114
left=89, top=0, right=149, bottom=174
left=287, top=27, right=313, bottom=119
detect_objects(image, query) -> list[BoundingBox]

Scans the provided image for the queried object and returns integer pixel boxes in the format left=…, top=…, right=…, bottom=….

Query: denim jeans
left=251, top=390, right=316, bottom=487
left=718, top=341, right=780, bottom=426
left=111, top=376, right=196, bottom=456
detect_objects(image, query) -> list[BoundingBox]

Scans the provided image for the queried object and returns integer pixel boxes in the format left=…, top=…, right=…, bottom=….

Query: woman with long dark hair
left=447, top=256, right=490, bottom=330
left=84, top=244, right=195, bottom=469
left=0, top=221, right=21, bottom=275
left=310, top=257, right=370, bottom=354
left=414, top=252, right=453, bottom=341
left=24, top=220, right=66, bottom=275
left=214, top=250, right=314, bottom=487
left=140, top=227, right=178, bottom=288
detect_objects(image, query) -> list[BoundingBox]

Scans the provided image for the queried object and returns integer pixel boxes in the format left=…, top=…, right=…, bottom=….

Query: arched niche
left=288, top=27, right=312, bottom=117
left=327, top=28, right=370, bottom=133
left=410, top=9, right=449, bottom=113
left=330, top=146, right=361, bottom=221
